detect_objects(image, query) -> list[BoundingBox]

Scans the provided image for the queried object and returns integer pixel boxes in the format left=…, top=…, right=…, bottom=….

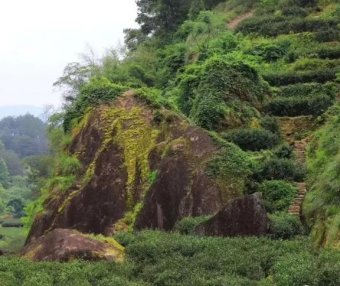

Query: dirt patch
left=228, top=11, right=254, bottom=30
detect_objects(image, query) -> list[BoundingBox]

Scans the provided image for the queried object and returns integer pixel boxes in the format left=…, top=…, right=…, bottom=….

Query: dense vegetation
left=0, top=115, right=49, bottom=252
left=1, top=231, right=340, bottom=286
left=2, top=0, right=339, bottom=284
left=42, top=0, right=340, bottom=248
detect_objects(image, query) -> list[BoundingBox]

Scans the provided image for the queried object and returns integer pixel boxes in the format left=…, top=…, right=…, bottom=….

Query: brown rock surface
left=27, top=93, right=245, bottom=243
left=22, top=228, right=124, bottom=262
left=195, top=193, right=269, bottom=237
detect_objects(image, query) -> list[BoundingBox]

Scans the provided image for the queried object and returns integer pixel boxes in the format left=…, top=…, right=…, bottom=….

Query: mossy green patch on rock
left=100, top=103, right=160, bottom=209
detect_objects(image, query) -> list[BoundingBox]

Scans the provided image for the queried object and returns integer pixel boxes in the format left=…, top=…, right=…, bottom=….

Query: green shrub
left=317, top=251, right=340, bottom=286
left=273, top=144, right=294, bottom=159
left=316, top=47, right=340, bottom=59
left=55, top=155, right=82, bottom=176
left=257, top=180, right=298, bottom=212
left=174, top=216, right=211, bottom=235
left=247, top=43, right=288, bottom=62
left=278, top=82, right=337, bottom=98
left=305, top=104, right=340, bottom=248
left=260, top=116, right=281, bottom=136
left=282, top=6, right=308, bottom=17
left=269, top=212, right=304, bottom=239
left=177, top=55, right=268, bottom=130
left=206, top=140, right=253, bottom=199
left=263, top=69, right=337, bottom=86
left=272, top=252, right=318, bottom=285
left=222, top=128, right=280, bottom=151
left=315, top=28, right=340, bottom=42
left=237, top=16, right=339, bottom=37
left=254, top=158, right=305, bottom=182
left=63, top=77, right=128, bottom=132
left=264, top=94, right=334, bottom=116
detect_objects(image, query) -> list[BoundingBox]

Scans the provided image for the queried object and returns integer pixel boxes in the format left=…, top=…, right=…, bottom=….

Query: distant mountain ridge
left=0, top=105, right=44, bottom=119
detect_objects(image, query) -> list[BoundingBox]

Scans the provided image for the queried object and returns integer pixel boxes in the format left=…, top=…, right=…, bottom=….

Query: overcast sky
left=0, top=0, right=138, bottom=108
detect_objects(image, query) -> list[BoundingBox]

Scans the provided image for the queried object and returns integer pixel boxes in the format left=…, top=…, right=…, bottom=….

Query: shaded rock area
left=22, top=229, right=124, bottom=262
left=195, top=193, right=269, bottom=237
left=27, top=93, right=247, bottom=243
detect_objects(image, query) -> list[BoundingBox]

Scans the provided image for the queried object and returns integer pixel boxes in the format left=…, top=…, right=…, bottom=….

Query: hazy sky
left=0, top=0, right=138, bottom=108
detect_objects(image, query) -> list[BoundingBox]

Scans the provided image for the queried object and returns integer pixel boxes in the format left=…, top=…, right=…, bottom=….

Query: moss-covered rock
left=27, top=91, right=252, bottom=242
left=22, top=228, right=124, bottom=262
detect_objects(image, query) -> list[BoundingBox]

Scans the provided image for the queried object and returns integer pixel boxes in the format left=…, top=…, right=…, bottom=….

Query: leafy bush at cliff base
left=269, top=212, right=305, bottom=239
left=254, top=158, right=305, bottom=182
left=177, top=55, right=269, bottom=130
left=174, top=216, right=211, bottom=235
left=206, top=140, right=253, bottom=198
left=222, top=128, right=280, bottom=151
left=257, top=180, right=298, bottom=212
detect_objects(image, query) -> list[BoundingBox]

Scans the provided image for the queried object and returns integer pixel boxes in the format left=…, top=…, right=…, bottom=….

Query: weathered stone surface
left=26, top=93, right=249, bottom=243
left=195, top=193, right=269, bottom=237
left=22, top=228, right=124, bottom=262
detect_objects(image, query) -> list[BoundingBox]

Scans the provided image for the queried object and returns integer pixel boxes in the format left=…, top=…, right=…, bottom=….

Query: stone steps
left=288, top=141, right=309, bottom=217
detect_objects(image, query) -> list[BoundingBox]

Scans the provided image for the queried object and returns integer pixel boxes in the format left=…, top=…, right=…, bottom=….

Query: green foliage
left=305, top=104, right=340, bottom=248
left=0, top=231, right=340, bottom=285
left=247, top=43, right=288, bottom=62
left=257, top=180, right=298, bottom=212
left=206, top=140, right=253, bottom=199
left=237, top=16, right=339, bottom=37
left=55, top=155, right=81, bottom=176
left=178, top=55, right=268, bottom=130
left=147, top=170, right=158, bottom=185
left=0, top=159, right=10, bottom=188
left=273, top=143, right=294, bottom=159
left=222, top=128, right=280, bottom=151
left=264, top=93, right=335, bottom=116
left=254, top=158, right=305, bottom=182
left=260, top=116, right=281, bottom=136
left=278, top=82, right=337, bottom=98
left=263, top=69, right=337, bottom=86
left=271, top=252, right=318, bottom=285
left=269, top=212, right=304, bottom=239
left=0, top=114, right=48, bottom=158
left=174, top=216, right=211, bottom=235
left=0, top=226, right=27, bottom=253
left=63, top=77, right=128, bottom=132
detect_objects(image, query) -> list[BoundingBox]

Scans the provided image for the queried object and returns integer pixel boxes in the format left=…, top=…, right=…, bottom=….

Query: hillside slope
left=26, top=0, right=340, bottom=251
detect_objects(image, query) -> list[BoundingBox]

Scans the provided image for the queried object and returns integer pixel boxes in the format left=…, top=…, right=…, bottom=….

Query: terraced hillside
left=1, top=1, right=340, bottom=285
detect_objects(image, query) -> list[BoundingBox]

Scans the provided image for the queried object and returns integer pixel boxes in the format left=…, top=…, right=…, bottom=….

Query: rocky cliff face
left=27, top=92, right=251, bottom=243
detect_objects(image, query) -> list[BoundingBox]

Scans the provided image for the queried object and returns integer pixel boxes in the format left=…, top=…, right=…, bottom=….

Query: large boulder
left=22, top=228, right=124, bottom=262
left=195, top=193, right=269, bottom=237
left=26, top=92, right=251, bottom=243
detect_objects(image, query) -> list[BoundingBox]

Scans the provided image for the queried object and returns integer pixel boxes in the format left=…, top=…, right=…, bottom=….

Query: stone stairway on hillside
left=288, top=138, right=310, bottom=217
left=288, top=182, right=307, bottom=216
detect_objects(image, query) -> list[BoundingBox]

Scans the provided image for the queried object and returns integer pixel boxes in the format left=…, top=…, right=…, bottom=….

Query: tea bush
left=254, top=158, right=305, bottom=182
left=222, top=128, right=280, bottom=151
left=264, top=94, right=334, bottom=116
left=269, top=212, right=305, bottom=239
left=257, top=180, right=298, bottom=212
left=263, top=69, right=337, bottom=86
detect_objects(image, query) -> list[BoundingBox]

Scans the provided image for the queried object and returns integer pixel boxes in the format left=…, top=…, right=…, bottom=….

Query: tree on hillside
left=0, top=159, right=10, bottom=188
left=136, top=0, right=193, bottom=37
left=53, top=62, right=93, bottom=105
left=0, top=114, right=48, bottom=158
